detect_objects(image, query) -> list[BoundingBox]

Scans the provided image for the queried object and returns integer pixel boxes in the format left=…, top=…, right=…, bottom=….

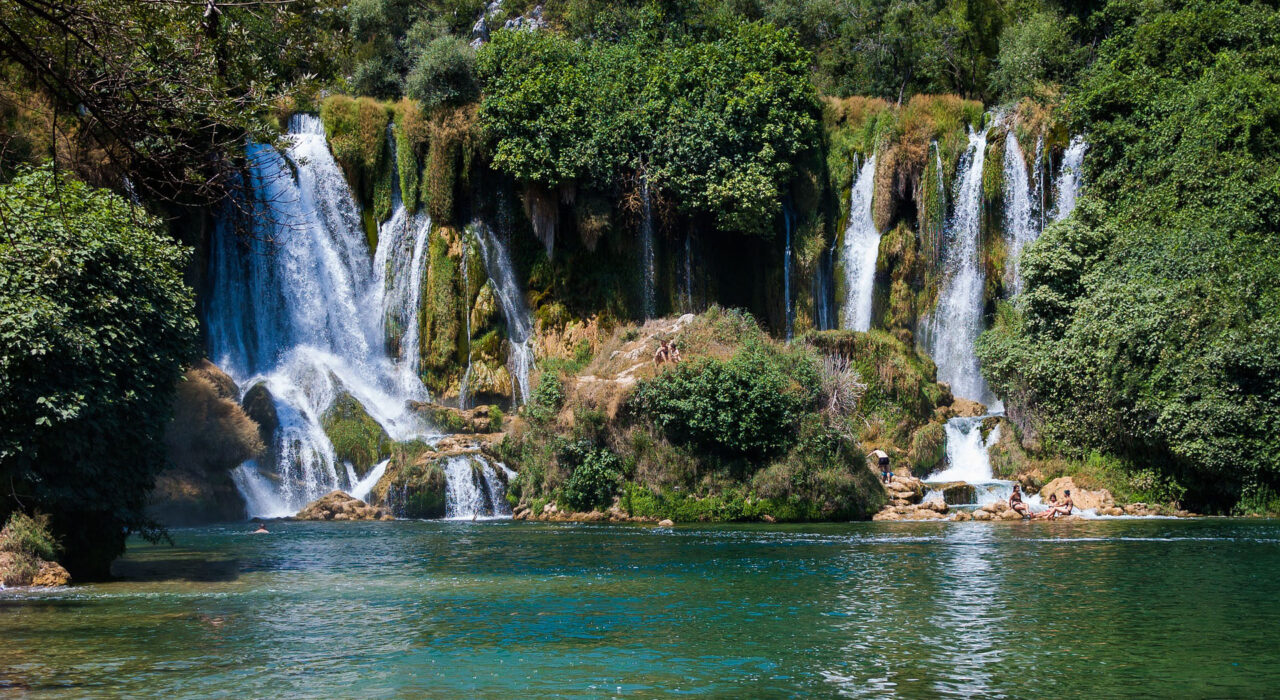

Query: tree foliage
left=477, top=22, right=821, bottom=236
left=977, top=0, right=1280, bottom=510
left=0, top=167, right=198, bottom=577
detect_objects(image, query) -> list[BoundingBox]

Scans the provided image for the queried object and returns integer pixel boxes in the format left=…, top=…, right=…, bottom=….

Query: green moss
left=392, top=102, right=423, bottom=214
left=909, top=422, right=946, bottom=476
left=420, top=225, right=463, bottom=395
left=384, top=452, right=447, bottom=519
left=319, top=95, right=391, bottom=212
left=321, top=392, right=393, bottom=477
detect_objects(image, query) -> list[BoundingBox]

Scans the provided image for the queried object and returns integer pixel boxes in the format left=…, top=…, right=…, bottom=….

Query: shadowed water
left=4, top=520, right=1280, bottom=697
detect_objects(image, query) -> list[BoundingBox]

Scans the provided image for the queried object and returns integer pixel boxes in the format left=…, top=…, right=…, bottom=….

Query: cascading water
left=840, top=156, right=880, bottom=331
left=922, top=124, right=995, bottom=405
left=1032, top=135, right=1046, bottom=234
left=680, top=231, right=694, bottom=313
left=458, top=235, right=474, bottom=409
left=1052, top=135, right=1087, bottom=222
left=442, top=455, right=517, bottom=519
left=639, top=173, right=656, bottom=319
left=472, top=221, right=535, bottom=405
left=924, top=415, right=1011, bottom=507
left=1002, top=131, right=1036, bottom=295
left=208, top=115, right=435, bottom=517
left=783, top=200, right=794, bottom=340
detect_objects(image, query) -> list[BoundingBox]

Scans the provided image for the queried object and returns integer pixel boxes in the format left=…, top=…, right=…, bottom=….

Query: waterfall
left=783, top=201, right=794, bottom=340
left=923, top=416, right=1012, bottom=507
left=443, top=455, right=516, bottom=519
left=922, top=124, right=995, bottom=405
left=458, top=234, right=474, bottom=409
left=1002, top=132, right=1036, bottom=295
left=1032, top=135, right=1046, bottom=234
left=206, top=115, right=438, bottom=517
left=680, top=230, right=694, bottom=313
left=839, top=156, right=880, bottom=331
left=639, top=173, right=656, bottom=319
left=472, top=221, right=535, bottom=405
left=813, top=245, right=836, bottom=331
left=1052, top=135, right=1088, bottom=222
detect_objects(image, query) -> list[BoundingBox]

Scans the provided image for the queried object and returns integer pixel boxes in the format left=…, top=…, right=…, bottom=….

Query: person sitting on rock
left=668, top=341, right=681, bottom=364
left=1009, top=484, right=1031, bottom=518
left=1056, top=489, right=1075, bottom=517
left=653, top=340, right=670, bottom=367
left=1034, top=494, right=1060, bottom=519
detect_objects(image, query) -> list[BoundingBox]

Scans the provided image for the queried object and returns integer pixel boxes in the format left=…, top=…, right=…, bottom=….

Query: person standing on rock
left=872, top=450, right=891, bottom=483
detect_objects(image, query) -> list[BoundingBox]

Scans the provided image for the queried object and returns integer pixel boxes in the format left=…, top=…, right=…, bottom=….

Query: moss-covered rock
left=370, top=443, right=449, bottom=519
left=321, top=392, right=393, bottom=477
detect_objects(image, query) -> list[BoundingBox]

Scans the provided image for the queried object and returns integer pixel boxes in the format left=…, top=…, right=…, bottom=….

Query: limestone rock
left=937, top=482, right=976, bottom=506
left=972, top=510, right=993, bottom=521
left=1039, top=477, right=1114, bottom=512
left=296, top=491, right=391, bottom=521
left=950, top=512, right=972, bottom=522
left=658, top=519, right=675, bottom=527
left=999, top=509, right=1025, bottom=521
left=950, top=397, right=987, bottom=417
left=32, top=561, right=72, bottom=587
left=151, top=359, right=261, bottom=526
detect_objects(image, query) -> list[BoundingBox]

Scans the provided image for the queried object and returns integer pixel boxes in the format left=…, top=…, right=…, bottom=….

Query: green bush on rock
left=558, top=440, right=622, bottom=511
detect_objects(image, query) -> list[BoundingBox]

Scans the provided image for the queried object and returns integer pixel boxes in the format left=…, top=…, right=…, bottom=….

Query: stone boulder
left=150, top=359, right=262, bottom=526
left=296, top=491, right=393, bottom=521
left=413, top=402, right=504, bottom=434
left=884, top=475, right=925, bottom=506
left=937, top=482, right=976, bottom=506
left=1039, top=477, right=1114, bottom=512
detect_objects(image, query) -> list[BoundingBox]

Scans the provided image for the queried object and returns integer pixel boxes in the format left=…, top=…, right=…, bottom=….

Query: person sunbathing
left=1009, top=484, right=1031, bottom=518
left=1034, top=494, right=1060, bottom=519
left=653, top=340, right=669, bottom=367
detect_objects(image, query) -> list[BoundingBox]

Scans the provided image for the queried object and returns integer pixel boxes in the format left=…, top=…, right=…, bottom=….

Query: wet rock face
left=295, top=491, right=393, bottom=521
left=937, top=482, right=976, bottom=505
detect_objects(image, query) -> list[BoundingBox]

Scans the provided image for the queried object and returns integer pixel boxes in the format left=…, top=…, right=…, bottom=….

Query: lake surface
left=3, top=519, right=1279, bottom=697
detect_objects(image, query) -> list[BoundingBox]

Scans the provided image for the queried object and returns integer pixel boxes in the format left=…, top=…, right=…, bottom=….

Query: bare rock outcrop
left=296, top=491, right=393, bottom=521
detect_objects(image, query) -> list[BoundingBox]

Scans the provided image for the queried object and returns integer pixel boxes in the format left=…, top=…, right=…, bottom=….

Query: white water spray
left=1002, top=132, right=1036, bottom=295
left=1052, top=135, right=1088, bottom=222
left=472, top=221, right=535, bottom=405
left=922, top=124, right=995, bottom=405
left=840, top=156, right=880, bottom=331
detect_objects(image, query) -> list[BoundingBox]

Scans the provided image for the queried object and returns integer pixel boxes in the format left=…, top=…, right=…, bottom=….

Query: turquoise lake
left=3, top=519, right=1279, bottom=697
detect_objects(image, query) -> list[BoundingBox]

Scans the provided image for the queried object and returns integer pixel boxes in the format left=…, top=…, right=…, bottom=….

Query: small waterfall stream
left=1052, top=135, right=1088, bottom=222
left=922, top=124, right=995, bottom=405
left=924, top=415, right=1011, bottom=507
left=442, top=456, right=517, bottom=519
left=783, top=201, right=794, bottom=340
left=840, top=156, right=880, bottom=331
left=1002, top=132, right=1036, bottom=295
left=472, top=221, right=535, bottom=405
left=639, top=173, right=656, bottom=319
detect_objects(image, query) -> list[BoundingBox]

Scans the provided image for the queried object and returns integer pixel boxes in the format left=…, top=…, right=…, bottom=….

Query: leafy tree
left=977, top=0, right=1280, bottom=510
left=405, top=37, right=480, bottom=110
left=990, top=10, right=1087, bottom=100
left=0, top=167, right=198, bottom=577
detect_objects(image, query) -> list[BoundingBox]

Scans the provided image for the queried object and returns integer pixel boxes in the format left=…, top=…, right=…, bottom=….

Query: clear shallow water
left=4, top=520, right=1280, bottom=697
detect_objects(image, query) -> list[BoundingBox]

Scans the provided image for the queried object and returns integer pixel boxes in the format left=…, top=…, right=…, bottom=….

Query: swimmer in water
left=251, top=521, right=269, bottom=534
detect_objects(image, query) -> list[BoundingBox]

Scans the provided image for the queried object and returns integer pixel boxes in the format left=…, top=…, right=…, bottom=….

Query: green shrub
left=405, top=36, right=478, bottom=110
left=487, top=405, right=505, bottom=430
left=532, top=370, right=566, bottom=411
left=0, top=511, right=61, bottom=562
left=630, top=344, right=818, bottom=459
left=558, top=440, right=621, bottom=511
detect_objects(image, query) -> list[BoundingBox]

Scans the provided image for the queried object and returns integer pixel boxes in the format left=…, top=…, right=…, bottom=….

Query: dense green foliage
left=0, top=168, right=197, bottom=576
left=321, top=392, right=394, bottom=477
left=477, top=23, right=819, bottom=236
left=558, top=440, right=622, bottom=511
left=977, top=0, right=1280, bottom=511
left=630, top=344, right=819, bottom=459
